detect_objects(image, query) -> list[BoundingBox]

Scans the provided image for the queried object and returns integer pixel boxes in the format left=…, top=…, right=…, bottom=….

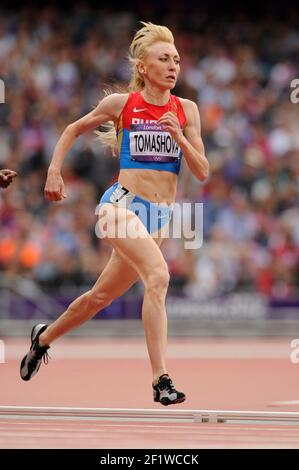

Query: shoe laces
left=31, top=341, right=50, bottom=366
left=158, top=374, right=176, bottom=393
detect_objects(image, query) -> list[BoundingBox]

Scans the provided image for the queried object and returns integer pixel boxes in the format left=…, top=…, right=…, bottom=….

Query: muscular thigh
left=91, top=223, right=167, bottom=300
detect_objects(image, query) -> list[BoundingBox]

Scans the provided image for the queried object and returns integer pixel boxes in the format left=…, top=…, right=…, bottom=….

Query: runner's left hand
left=157, top=112, right=184, bottom=145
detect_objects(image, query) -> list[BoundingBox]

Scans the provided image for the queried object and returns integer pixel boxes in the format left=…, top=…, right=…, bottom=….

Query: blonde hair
left=95, top=22, right=174, bottom=156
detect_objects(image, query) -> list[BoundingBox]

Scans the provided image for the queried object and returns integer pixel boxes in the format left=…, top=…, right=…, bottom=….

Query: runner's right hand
left=44, top=170, right=67, bottom=201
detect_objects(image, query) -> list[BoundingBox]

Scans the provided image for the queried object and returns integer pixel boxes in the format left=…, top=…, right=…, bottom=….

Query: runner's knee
left=145, top=264, right=170, bottom=293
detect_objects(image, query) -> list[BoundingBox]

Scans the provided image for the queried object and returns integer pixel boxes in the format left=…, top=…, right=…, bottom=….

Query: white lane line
left=270, top=401, right=299, bottom=406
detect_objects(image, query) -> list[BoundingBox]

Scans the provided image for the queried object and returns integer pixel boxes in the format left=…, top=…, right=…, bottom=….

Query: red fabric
left=118, top=91, right=187, bottom=130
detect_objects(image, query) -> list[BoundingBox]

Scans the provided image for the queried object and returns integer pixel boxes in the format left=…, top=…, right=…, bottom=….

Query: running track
left=1, top=337, right=299, bottom=448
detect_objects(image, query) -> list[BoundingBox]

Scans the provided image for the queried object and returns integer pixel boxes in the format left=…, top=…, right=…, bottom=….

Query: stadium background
left=0, top=0, right=299, bottom=336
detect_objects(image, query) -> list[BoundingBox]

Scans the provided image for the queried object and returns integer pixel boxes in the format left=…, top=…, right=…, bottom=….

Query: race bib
left=109, top=185, right=134, bottom=208
left=129, top=123, right=180, bottom=163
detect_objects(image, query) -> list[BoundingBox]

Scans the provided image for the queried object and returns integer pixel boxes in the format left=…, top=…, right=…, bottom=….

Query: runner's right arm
left=45, top=94, right=127, bottom=202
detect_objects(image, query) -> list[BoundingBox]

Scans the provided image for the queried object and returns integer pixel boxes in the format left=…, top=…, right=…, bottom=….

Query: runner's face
left=141, top=41, right=180, bottom=90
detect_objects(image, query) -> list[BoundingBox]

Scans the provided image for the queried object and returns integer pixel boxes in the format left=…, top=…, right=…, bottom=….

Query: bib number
left=130, top=123, right=180, bottom=163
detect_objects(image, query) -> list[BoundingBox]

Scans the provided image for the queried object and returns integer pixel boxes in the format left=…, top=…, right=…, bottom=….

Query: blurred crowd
left=0, top=3, right=299, bottom=300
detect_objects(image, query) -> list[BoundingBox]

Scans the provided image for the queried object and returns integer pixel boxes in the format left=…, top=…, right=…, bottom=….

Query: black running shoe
left=20, top=324, right=50, bottom=381
left=153, top=374, right=186, bottom=406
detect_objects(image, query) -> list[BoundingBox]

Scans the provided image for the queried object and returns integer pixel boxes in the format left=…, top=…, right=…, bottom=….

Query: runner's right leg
left=97, top=206, right=170, bottom=383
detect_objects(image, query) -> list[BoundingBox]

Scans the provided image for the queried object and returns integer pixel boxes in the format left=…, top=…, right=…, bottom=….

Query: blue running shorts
left=98, top=182, right=173, bottom=235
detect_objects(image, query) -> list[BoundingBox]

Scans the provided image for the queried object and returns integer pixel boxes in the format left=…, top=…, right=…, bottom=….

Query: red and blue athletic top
left=116, top=91, right=187, bottom=175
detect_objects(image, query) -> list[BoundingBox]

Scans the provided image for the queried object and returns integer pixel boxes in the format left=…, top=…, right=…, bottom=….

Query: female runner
left=20, top=22, right=209, bottom=406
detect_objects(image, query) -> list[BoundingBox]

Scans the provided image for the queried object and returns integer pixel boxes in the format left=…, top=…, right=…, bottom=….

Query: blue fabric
left=118, top=129, right=182, bottom=175
left=99, top=183, right=172, bottom=235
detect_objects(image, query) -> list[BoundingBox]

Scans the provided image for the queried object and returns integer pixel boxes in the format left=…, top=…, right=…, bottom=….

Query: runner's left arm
left=157, top=100, right=209, bottom=181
